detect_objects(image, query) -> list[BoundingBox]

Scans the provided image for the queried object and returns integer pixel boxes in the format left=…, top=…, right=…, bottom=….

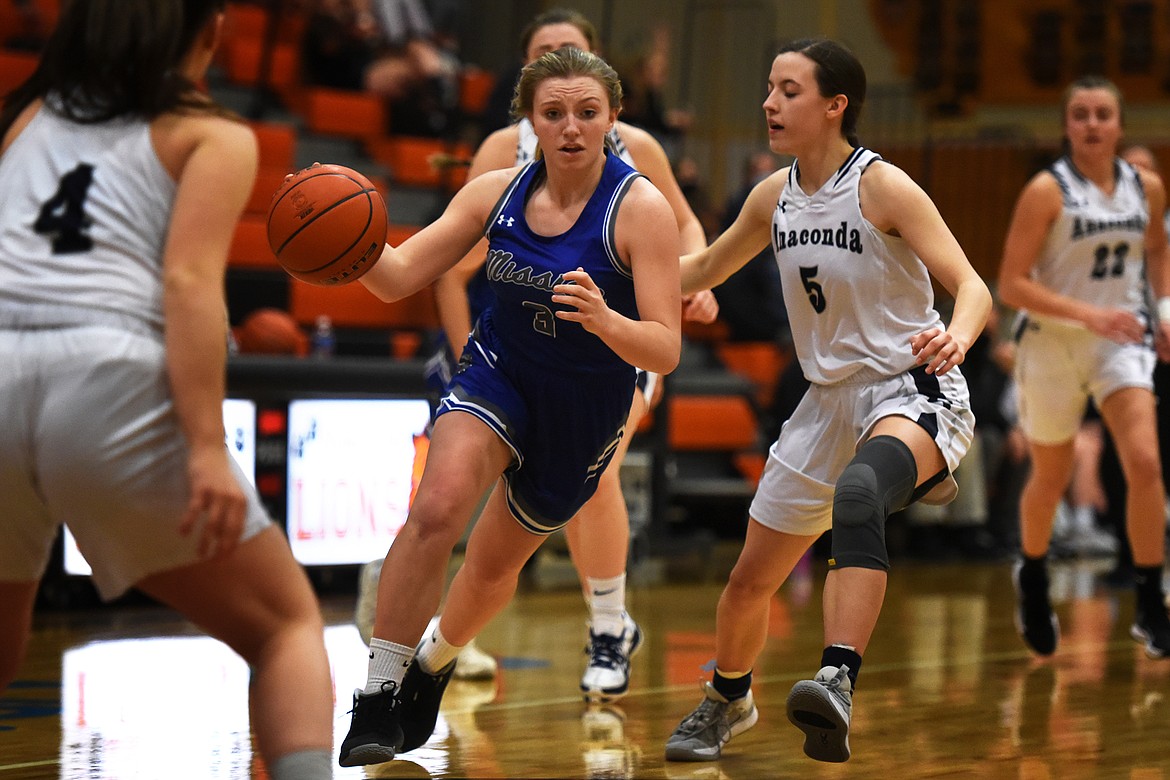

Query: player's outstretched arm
left=361, top=169, right=514, bottom=303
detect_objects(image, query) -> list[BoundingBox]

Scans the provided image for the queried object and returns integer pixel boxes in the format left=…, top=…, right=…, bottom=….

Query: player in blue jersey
left=999, top=77, right=1170, bottom=660
left=424, top=6, right=718, bottom=699
left=336, top=45, right=682, bottom=768
left=0, top=2, right=333, bottom=778
left=661, top=38, right=991, bottom=764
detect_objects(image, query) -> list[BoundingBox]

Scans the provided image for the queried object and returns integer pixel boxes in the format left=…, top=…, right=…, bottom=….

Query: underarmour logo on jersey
left=497, top=215, right=515, bottom=227
left=780, top=201, right=787, bottom=213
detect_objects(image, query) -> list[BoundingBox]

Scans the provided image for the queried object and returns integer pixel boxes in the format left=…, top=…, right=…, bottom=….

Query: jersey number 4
left=34, top=163, right=95, bottom=254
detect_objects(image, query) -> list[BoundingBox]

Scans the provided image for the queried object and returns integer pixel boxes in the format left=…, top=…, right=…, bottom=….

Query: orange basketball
left=267, top=163, right=388, bottom=286
left=234, top=308, right=309, bottom=356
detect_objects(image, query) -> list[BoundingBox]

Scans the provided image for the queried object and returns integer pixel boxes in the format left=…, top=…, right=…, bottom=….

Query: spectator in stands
left=999, top=76, right=1170, bottom=659
left=712, top=150, right=788, bottom=343
left=300, top=0, right=460, bottom=137
left=614, top=23, right=692, bottom=149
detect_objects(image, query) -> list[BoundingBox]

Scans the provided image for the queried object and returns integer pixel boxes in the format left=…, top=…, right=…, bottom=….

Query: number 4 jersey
left=773, top=146, right=947, bottom=385
left=1028, top=155, right=1149, bottom=325
left=0, top=102, right=175, bottom=332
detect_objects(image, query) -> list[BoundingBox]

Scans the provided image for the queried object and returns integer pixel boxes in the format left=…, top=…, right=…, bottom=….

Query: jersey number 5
left=800, top=265, right=826, bottom=313
left=34, top=163, right=95, bottom=254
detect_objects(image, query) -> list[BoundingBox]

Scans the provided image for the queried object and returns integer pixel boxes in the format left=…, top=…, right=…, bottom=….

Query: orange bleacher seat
left=458, top=67, right=495, bottom=117
left=716, top=341, right=789, bottom=407
left=0, top=50, right=37, bottom=95
left=681, top=317, right=731, bottom=343
left=224, top=2, right=269, bottom=41
left=667, top=394, right=758, bottom=451
left=289, top=278, right=438, bottom=331
left=385, top=223, right=420, bottom=247
left=228, top=214, right=280, bottom=270
left=0, top=0, right=58, bottom=45
left=302, top=87, right=386, bottom=141
left=222, top=37, right=300, bottom=95
left=246, top=165, right=295, bottom=216
left=366, top=136, right=472, bottom=189
left=250, top=121, right=297, bottom=170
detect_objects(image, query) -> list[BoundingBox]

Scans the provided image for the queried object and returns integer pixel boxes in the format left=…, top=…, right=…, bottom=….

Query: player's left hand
left=553, top=268, right=612, bottom=334
left=682, top=289, right=720, bottom=324
left=910, top=327, right=966, bottom=376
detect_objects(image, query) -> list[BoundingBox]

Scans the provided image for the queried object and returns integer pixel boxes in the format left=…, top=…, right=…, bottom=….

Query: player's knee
left=830, top=435, right=918, bottom=571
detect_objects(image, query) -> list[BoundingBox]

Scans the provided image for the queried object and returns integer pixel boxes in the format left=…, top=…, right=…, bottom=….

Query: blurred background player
left=998, top=77, right=1170, bottom=659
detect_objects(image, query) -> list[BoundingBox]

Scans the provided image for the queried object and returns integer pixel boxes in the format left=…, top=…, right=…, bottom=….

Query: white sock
left=416, top=616, right=461, bottom=674
left=364, top=638, right=413, bottom=695
left=587, top=574, right=626, bottom=636
left=269, top=750, right=331, bottom=780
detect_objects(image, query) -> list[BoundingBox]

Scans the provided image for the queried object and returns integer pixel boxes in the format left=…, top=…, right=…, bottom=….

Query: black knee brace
left=830, top=435, right=918, bottom=571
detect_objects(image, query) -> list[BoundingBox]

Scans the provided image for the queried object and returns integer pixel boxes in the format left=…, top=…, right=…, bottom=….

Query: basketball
left=233, top=307, right=309, bottom=356
left=267, top=163, right=388, bottom=286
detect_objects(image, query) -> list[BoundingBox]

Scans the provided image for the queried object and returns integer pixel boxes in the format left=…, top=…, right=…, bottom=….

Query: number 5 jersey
left=773, top=147, right=948, bottom=385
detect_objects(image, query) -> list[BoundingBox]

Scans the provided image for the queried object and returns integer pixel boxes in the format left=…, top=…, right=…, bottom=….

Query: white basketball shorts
left=0, top=326, right=272, bottom=600
left=1014, top=319, right=1155, bottom=445
left=749, top=364, right=975, bottom=537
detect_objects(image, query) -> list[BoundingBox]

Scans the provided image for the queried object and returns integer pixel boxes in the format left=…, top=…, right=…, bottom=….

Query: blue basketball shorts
left=437, top=321, right=634, bottom=534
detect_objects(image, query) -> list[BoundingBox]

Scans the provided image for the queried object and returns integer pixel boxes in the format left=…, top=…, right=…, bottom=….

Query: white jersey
left=774, top=147, right=946, bottom=385
left=1027, top=156, right=1149, bottom=328
left=0, top=103, right=175, bottom=333
left=516, top=117, right=634, bottom=167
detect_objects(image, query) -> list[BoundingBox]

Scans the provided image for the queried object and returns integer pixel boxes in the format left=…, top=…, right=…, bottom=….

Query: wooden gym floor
left=2, top=549, right=1169, bottom=779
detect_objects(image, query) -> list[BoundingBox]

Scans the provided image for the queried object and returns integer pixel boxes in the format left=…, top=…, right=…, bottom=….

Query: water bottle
left=311, top=314, right=335, bottom=358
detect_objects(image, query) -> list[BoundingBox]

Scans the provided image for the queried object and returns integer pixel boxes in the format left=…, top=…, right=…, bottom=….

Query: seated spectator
left=711, top=151, right=788, bottom=343
left=301, top=0, right=460, bottom=137
left=616, top=23, right=692, bottom=149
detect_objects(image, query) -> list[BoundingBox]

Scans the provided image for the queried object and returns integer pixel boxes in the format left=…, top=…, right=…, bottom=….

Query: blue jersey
left=482, top=151, right=643, bottom=375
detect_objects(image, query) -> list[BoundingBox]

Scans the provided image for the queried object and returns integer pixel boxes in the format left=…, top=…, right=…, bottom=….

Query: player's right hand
left=180, top=446, right=247, bottom=560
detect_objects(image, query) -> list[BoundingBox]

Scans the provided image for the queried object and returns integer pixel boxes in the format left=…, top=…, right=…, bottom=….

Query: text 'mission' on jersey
left=483, top=150, right=643, bottom=375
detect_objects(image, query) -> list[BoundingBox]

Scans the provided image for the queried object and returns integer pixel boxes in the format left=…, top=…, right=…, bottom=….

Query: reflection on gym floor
left=3, top=556, right=1170, bottom=778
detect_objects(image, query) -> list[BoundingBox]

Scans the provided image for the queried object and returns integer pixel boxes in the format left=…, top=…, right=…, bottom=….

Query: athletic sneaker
left=1013, top=560, right=1059, bottom=656
left=1130, top=598, right=1170, bottom=658
left=453, top=638, right=498, bottom=681
left=338, top=681, right=404, bottom=767
left=398, top=657, right=457, bottom=753
left=581, top=612, right=643, bottom=702
left=786, top=664, right=853, bottom=763
left=664, top=682, right=758, bottom=761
